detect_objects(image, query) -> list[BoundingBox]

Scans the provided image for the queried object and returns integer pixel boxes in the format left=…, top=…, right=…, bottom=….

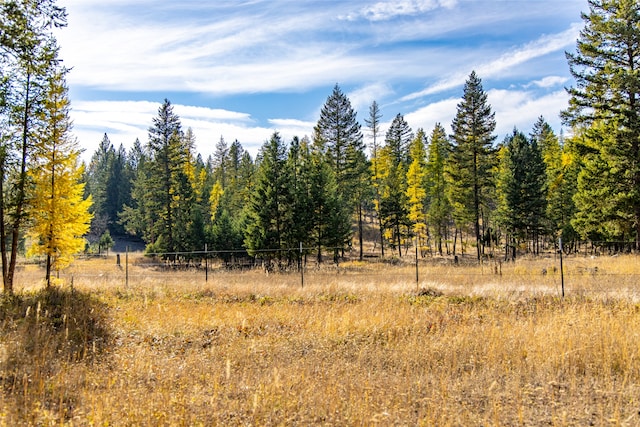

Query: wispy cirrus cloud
left=342, top=0, right=457, bottom=21
left=57, top=0, right=585, bottom=160
left=402, top=23, right=581, bottom=101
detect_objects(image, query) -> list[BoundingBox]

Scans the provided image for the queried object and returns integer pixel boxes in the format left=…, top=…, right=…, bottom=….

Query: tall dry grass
left=1, top=253, right=640, bottom=425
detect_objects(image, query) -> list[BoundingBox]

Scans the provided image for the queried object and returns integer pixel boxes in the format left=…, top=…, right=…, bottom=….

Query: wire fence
left=12, top=245, right=640, bottom=300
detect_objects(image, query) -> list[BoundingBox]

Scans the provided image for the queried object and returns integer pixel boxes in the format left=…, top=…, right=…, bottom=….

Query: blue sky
left=55, top=0, right=586, bottom=161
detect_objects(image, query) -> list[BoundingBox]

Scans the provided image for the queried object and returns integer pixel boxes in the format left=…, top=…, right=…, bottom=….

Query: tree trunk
left=5, top=73, right=33, bottom=294
left=357, top=203, right=363, bottom=261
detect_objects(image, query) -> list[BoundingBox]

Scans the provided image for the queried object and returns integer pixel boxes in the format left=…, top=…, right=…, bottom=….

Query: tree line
left=1, top=0, right=639, bottom=294
left=86, top=0, right=640, bottom=266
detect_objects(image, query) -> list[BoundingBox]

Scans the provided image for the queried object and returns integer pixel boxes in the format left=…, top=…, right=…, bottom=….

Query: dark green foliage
left=98, top=230, right=114, bottom=254
left=448, top=71, right=497, bottom=260
left=314, top=84, right=368, bottom=258
left=495, top=130, right=547, bottom=252
left=314, top=84, right=364, bottom=186
left=209, top=209, right=245, bottom=262
left=244, top=132, right=294, bottom=263
left=304, top=138, right=351, bottom=263
left=571, top=123, right=634, bottom=242
left=531, top=117, right=578, bottom=243
left=86, top=135, right=132, bottom=238
left=385, top=113, right=413, bottom=167
left=563, top=0, right=640, bottom=247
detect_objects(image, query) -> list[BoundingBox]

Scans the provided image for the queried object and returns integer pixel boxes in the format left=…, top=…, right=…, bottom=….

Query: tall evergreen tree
left=244, top=132, right=294, bottom=266
left=448, top=71, right=497, bottom=260
left=212, top=136, right=229, bottom=188
left=146, top=99, right=183, bottom=254
left=121, top=100, right=197, bottom=257
left=314, top=84, right=368, bottom=257
left=563, top=0, right=640, bottom=248
left=86, top=134, right=132, bottom=238
left=111, top=143, right=133, bottom=234
left=385, top=113, right=413, bottom=166
left=571, top=121, right=630, bottom=242
left=307, top=135, right=351, bottom=263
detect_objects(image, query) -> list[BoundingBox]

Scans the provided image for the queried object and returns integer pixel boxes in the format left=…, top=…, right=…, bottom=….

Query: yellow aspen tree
left=406, top=129, right=428, bottom=252
left=27, top=71, right=92, bottom=286
left=374, top=145, right=393, bottom=244
left=209, top=180, right=224, bottom=222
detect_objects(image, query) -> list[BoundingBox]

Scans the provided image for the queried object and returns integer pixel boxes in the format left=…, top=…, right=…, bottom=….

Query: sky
left=54, top=0, right=587, bottom=162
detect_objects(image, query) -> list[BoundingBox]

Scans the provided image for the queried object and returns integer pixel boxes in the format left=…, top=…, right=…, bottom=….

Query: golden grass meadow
left=1, top=253, right=640, bottom=425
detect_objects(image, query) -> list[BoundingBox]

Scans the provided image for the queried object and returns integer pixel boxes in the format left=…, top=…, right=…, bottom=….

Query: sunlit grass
left=2, top=253, right=640, bottom=425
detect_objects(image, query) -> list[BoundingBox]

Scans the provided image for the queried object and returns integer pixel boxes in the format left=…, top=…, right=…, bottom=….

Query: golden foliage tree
left=27, top=71, right=92, bottom=286
left=406, top=129, right=428, bottom=250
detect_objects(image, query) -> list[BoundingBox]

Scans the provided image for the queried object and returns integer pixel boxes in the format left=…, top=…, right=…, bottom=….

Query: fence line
left=13, top=243, right=640, bottom=298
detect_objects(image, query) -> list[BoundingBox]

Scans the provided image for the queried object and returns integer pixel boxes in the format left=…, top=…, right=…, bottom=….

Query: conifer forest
left=1, top=0, right=640, bottom=291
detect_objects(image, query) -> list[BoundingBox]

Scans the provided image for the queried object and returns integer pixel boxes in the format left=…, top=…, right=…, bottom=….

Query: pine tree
left=314, top=84, right=368, bottom=257
left=425, top=123, right=451, bottom=256
left=86, top=134, right=131, bottom=238
left=448, top=71, right=497, bottom=260
left=307, top=135, right=351, bottom=263
left=145, top=99, right=183, bottom=255
left=212, top=136, right=229, bottom=188
left=171, top=129, right=198, bottom=254
left=563, top=0, right=640, bottom=248
left=244, top=132, right=294, bottom=266
left=286, top=136, right=313, bottom=256
left=571, top=121, right=629, bottom=242
left=386, top=113, right=413, bottom=166
left=315, top=84, right=363, bottom=185
left=495, top=130, right=547, bottom=257
left=27, top=70, right=92, bottom=286
left=85, top=134, right=112, bottom=240
left=119, top=139, right=155, bottom=242
left=531, top=117, right=576, bottom=241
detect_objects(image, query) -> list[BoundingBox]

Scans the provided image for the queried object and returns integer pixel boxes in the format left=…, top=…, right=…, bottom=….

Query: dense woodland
left=1, top=0, right=640, bottom=293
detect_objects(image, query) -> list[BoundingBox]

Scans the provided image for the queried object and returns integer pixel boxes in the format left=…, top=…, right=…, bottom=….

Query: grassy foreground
left=1, top=255, right=640, bottom=425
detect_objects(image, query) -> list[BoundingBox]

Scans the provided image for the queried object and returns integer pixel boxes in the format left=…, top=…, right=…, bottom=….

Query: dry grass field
left=1, top=253, right=640, bottom=425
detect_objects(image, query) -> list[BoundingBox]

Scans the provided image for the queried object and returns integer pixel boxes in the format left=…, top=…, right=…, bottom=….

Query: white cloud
left=401, top=89, right=569, bottom=143
left=526, top=76, right=570, bottom=89
left=405, top=98, right=459, bottom=135
left=71, top=101, right=274, bottom=162
left=402, top=23, right=581, bottom=101
left=347, top=83, right=395, bottom=119
left=343, top=0, right=458, bottom=21
left=489, top=89, right=569, bottom=138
